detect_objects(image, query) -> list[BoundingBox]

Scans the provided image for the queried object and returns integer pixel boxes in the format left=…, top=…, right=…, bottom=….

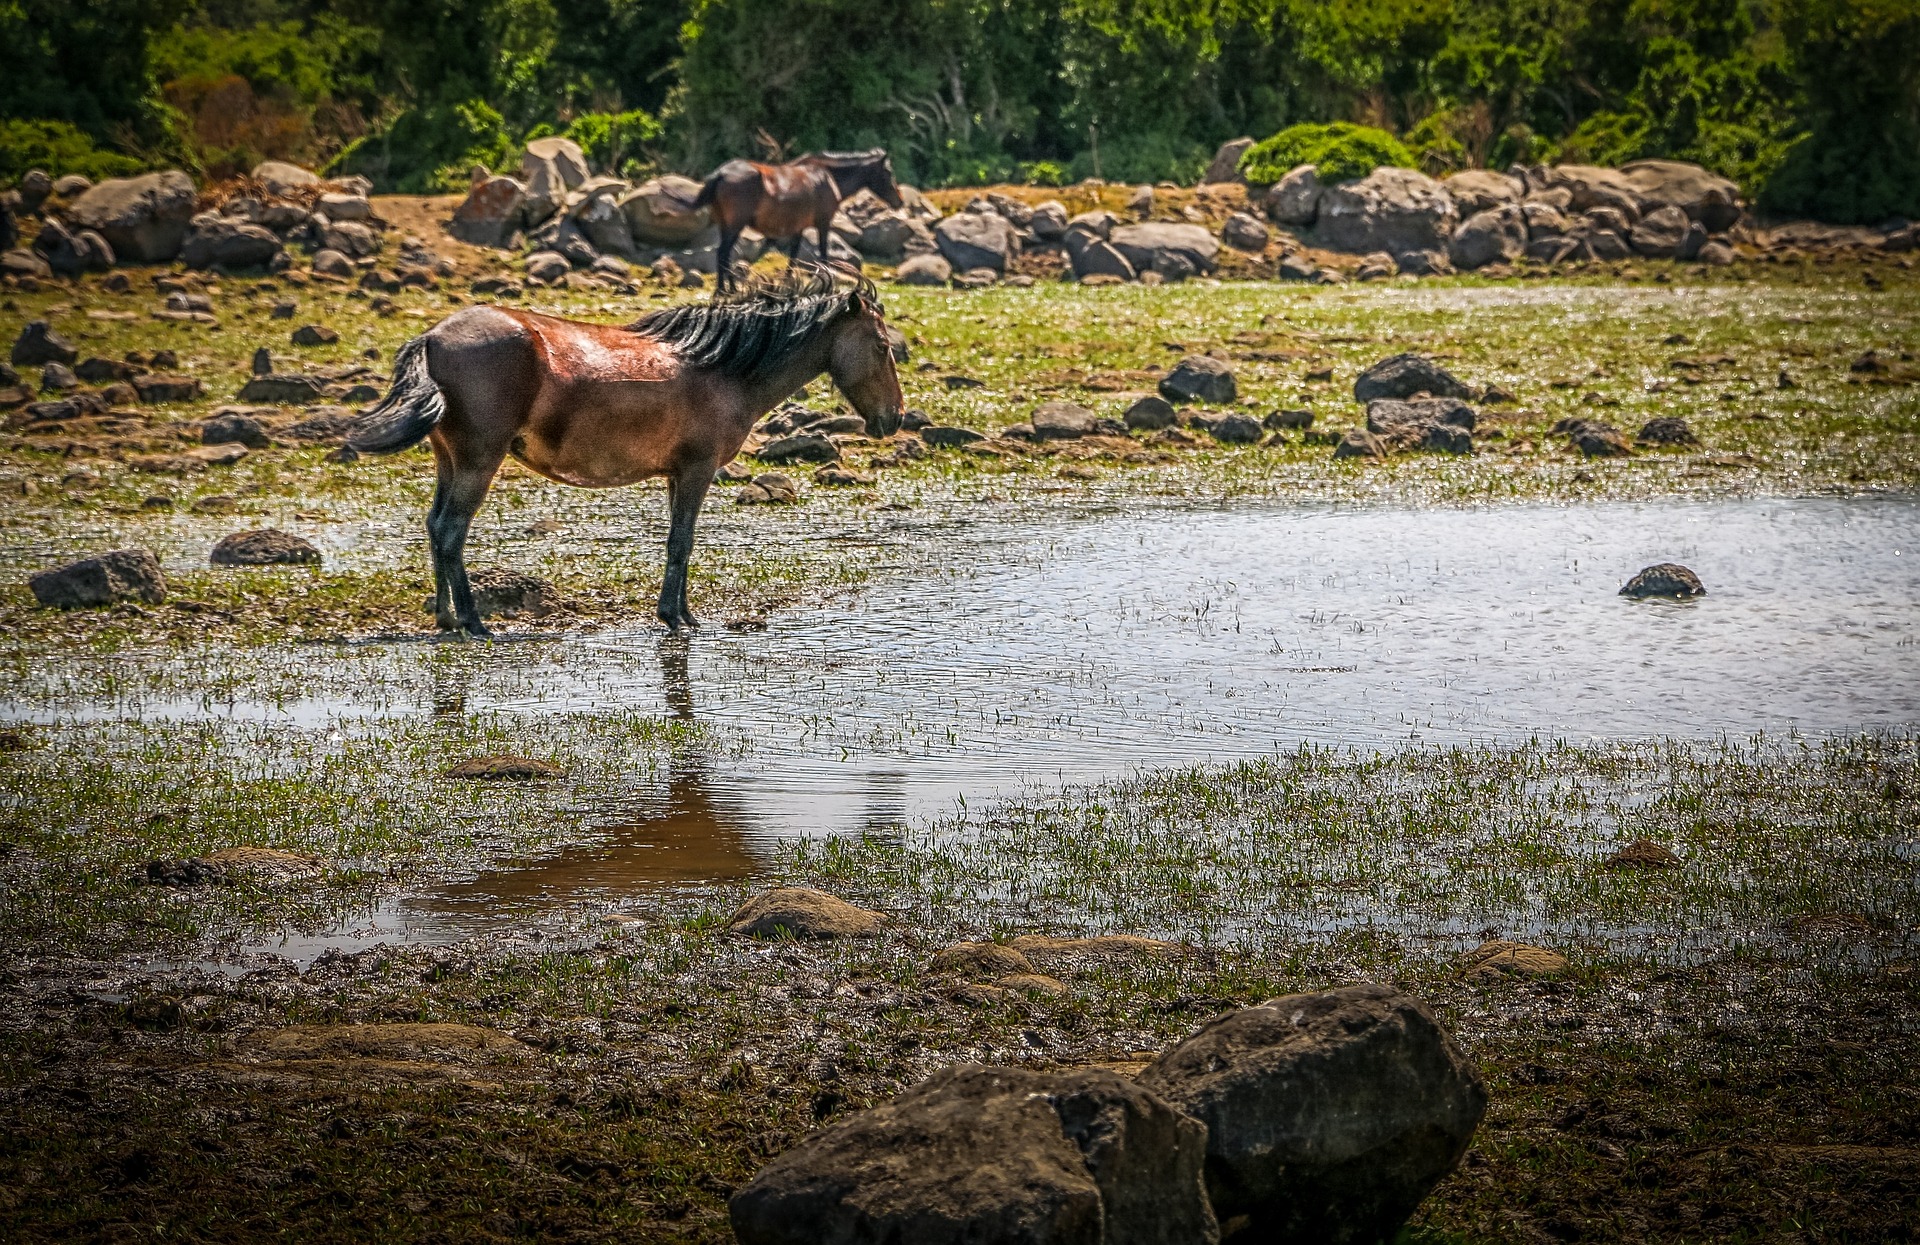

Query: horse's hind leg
left=426, top=433, right=507, bottom=639
left=715, top=228, right=738, bottom=292
left=659, top=463, right=715, bottom=631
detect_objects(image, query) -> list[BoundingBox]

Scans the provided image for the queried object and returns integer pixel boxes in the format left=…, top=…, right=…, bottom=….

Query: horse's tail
left=692, top=172, right=720, bottom=212
left=347, top=336, right=444, bottom=454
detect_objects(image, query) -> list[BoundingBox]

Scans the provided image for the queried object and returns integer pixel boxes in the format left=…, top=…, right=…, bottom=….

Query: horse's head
left=829, top=277, right=903, bottom=439
left=866, top=151, right=905, bottom=210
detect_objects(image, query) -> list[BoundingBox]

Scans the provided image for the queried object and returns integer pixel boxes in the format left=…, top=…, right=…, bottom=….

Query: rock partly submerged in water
left=1620, top=563, right=1705, bottom=599
left=29, top=549, right=167, bottom=608
left=728, top=887, right=884, bottom=939
left=209, top=529, right=321, bottom=566
left=442, top=754, right=567, bottom=780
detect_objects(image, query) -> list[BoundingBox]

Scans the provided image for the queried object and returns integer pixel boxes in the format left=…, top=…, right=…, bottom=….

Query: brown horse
left=344, top=271, right=903, bottom=638
left=693, top=150, right=904, bottom=290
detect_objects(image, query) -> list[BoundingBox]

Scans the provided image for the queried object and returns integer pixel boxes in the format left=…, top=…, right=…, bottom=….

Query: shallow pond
left=15, top=494, right=1920, bottom=949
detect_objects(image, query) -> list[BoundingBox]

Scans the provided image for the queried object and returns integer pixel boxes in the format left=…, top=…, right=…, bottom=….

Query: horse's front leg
left=715, top=227, right=739, bottom=292
left=659, top=464, right=715, bottom=631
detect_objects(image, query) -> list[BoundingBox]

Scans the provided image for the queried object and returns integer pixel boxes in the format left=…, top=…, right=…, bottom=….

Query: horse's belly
left=510, top=432, right=665, bottom=489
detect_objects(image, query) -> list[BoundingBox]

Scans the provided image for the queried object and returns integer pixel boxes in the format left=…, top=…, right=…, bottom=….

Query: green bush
left=1066, top=132, right=1210, bottom=186
left=0, top=119, right=147, bottom=184
left=564, top=110, right=662, bottom=178
left=1017, top=160, right=1067, bottom=187
left=328, top=100, right=518, bottom=193
left=1237, top=123, right=1414, bottom=186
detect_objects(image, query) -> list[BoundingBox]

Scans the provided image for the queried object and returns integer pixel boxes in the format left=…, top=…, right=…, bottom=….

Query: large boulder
left=618, top=175, right=710, bottom=247
left=11, top=320, right=76, bottom=367
left=1353, top=353, right=1471, bottom=402
left=1110, top=222, right=1219, bottom=278
left=1617, top=159, right=1743, bottom=232
left=570, top=178, right=636, bottom=257
left=251, top=161, right=319, bottom=197
left=1448, top=204, right=1528, bottom=269
left=320, top=219, right=379, bottom=258
left=1160, top=356, right=1237, bottom=405
left=894, top=253, right=952, bottom=286
left=857, top=214, right=936, bottom=262
left=1263, top=165, right=1322, bottom=226
left=520, top=137, right=589, bottom=225
left=1628, top=204, right=1694, bottom=259
left=18, top=169, right=53, bottom=215
left=1536, top=165, right=1643, bottom=221
left=935, top=211, right=1017, bottom=274
left=180, top=213, right=284, bottom=270
left=1029, top=200, right=1070, bottom=240
left=1202, top=137, right=1256, bottom=185
left=730, top=1065, right=1218, bottom=1245
left=1140, top=985, right=1486, bottom=1245
left=66, top=171, right=197, bottom=261
left=1314, top=167, right=1458, bottom=259
left=1442, top=169, right=1524, bottom=217
left=29, top=550, right=167, bottom=608
left=33, top=219, right=112, bottom=275
left=1221, top=212, right=1270, bottom=252
left=449, top=176, right=528, bottom=248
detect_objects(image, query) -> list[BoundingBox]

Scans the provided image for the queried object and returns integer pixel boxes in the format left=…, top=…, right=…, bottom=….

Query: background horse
left=344, top=271, right=903, bottom=637
left=693, top=150, right=903, bottom=290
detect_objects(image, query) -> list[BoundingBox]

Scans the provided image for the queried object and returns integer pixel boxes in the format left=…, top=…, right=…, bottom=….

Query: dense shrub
left=0, top=120, right=147, bottom=184
left=565, top=110, right=663, bottom=178
left=1018, top=160, right=1068, bottom=186
left=1238, top=123, right=1414, bottom=185
left=328, top=100, right=517, bottom=193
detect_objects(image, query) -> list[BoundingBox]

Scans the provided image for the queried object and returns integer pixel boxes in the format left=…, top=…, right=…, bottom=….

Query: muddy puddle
left=13, top=494, right=1920, bottom=954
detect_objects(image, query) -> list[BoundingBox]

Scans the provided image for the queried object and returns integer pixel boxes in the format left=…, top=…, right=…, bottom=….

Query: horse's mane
left=807, top=149, right=888, bottom=169
left=628, top=268, right=874, bottom=382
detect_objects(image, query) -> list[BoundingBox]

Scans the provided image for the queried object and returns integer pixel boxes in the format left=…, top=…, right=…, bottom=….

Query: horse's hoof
left=460, top=622, right=494, bottom=640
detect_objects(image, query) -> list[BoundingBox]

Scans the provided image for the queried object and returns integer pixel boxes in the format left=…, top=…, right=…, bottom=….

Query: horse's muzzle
left=866, top=409, right=903, bottom=438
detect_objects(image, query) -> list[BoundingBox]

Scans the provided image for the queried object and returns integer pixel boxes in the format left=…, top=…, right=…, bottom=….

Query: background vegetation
left=0, top=0, right=1914, bottom=220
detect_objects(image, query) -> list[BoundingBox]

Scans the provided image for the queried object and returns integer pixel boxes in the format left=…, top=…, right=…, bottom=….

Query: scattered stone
left=238, top=373, right=327, bottom=405
left=525, top=250, right=570, bottom=283
left=180, top=214, right=283, bottom=270
left=201, top=412, right=270, bottom=449
left=11, top=320, right=76, bottom=367
left=469, top=566, right=562, bottom=617
left=292, top=324, right=339, bottom=347
left=270, top=299, right=297, bottom=319
left=730, top=1064, right=1216, bottom=1245
left=1449, top=205, right=1529, bottom=269
left=320, top=220, right=379, bottom=259
left=1555, top=418, right=1631, bottom=457
left=450, top=176, right=530, bottom=248
left=1620, top=563, right=1706, bottom=599
left=1264, top=408, right=1313, bottom=431
left=1606, top=839, right=1683, bottom=869
left=757, top=433, right=840, bottom=465
left=1464, top=940, right=1569, bottom=978
left=201, top=846, right=323, bottom=885
left=920, top=425, right=986, bottom=448
left=250, top=347, right=273, bottom=375
left=814, top=466, right=874, bottom=487
left=1140, top=985, right=1485, bottom=1245
left=1636, top=416, right=1698, bottom=446
left=1159, top=356, right=1237, bottom=405
left=132, top=374, right=207, bottom=403
left=728, top=887, right=883, bottom=939
left=311, top=249, right=353, bottom=278
left=1190, top=411, right=1263, bottom=443
left=38, top=362, right=77, bottom=391
left=934, top=212, right=1017, bottom=274
left=210, top=529, right=321, bottom=567
left=443, top=754, right=567, bottom=780
left=28, top=549, right=167, bottom=608
left=1353, top=353, right=1470, bottom=402
left=1032, top=401, right=1097, bottom=440
left=1697, top=239, right=1736, bottom=266
left=929, top=942, right=1038, bottom=978
left=1124, top=395, right=1178, bottom=431
left=736, top=473, right=800, bottom=505
left=1007, top=934, right=1179, bottom=961
left=1333, top=428, right=1388, bottom=458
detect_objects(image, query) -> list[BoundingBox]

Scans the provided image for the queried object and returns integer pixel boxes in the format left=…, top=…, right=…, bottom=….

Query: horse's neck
left=737, top=326, right=840, bottom=419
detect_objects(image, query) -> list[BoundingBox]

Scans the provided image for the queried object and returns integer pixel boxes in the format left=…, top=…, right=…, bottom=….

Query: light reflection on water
left=15, top=494, right=1919, bottom=948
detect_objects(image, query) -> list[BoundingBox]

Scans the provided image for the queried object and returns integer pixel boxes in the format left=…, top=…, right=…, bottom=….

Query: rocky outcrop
left=1448, top=204, right=1528, bottom=269
left=935, top=211, right=1017, bottom=274
left=1443, top=169, right=1524, bottom=216
left=1202, top=137, right=1256, bottom=185
left=1140, top=984, right=1485, bottom=1245
left=1110, top=222, right=1219, bottom=279
left=521, top=136, right=589, bottom=225
left=730, top=1065, right=1218, bottom=1245
left=1263, top=165, right=1322, bottom=226
left=66, top=171, right=197, bottom=261
left=619, top=175, right=710, bottom=246
left=180, top=213, right=285, bottom=270
left=29, top=550, right=168, bottom=608
left=1314, top=167, right=1458, bottom=260
left=1617, top=159, right=1743, bottom=232
left=449, top=176, right=528, bottom=248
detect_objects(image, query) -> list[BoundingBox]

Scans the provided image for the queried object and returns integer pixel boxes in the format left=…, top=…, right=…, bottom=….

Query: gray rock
left=316, top=192, right=370, bottom=222
left=320, top=219, right=379, bottom=258
left=202, top=412, right=271, bottom=449
left=1586, top=228, right=1633, bottom=260
left=1536, top=165, right=1644, bottom=220
left=1366, top=397, right=1477, bottom=437
left=1353, top=353, right=1471, bottom=402
left=39, top=362, right=77, bottom=391
left=618, top=175, right=709, bottom=246
left=2, top=248, right=52, bottom=280
left=935, top=211, right=1017, bottom=274
left=1191, top=411, right=1263, bottom=443
left=756, top=433, right=840, bottom=464
left=1333, top=428, right=1388, bottom=458
left=1111, top=223, right=1219, bottom=277
left=1442, top=170, right=1524, bottom=216
left=1277, top=252, right=1319, bottom=281
left=1140, top=985, right=1486, bottom=1245
left=894, top=253, right=952, bottom=286
left=1526, top=235, right=1586, bottom=264
left=1068, top=235, right=1135, bottom=281
left=1265, top=408, right=1314, bottom=431
left=1029, top=200, right=1069, bottom=240
left=858, top=214, right=937, bottom=262
left=1315, top=168, right=1457, bottom=256
left=449, top=176, right=529, bottom=248
left=524, top=250, right=570, bottom=283
left=1617, top=159, right=1743, bottom=232
left=731, top=1064, right=1217, bottom=1245
left=291, top=324, right=338, bottom=346
left=1203, top=137, right=1256, bottom=184
left=311, top=249, right=353, bottom=278
left=1521, top=201, right=1570, bottom=237
left=34, top=218, right=113, bottom=275
left=1124, top=395, right=1178, bottom=431
left=1032, top=401, right=1096, bottom=440
left=1221, top=211, right=1271, bottom=252
left=1394, top=248, right=1453, bottom=276
left=571, top=179, right=637, bottom=257
left=1629, top=204, right=1693, bottom=258
left=210, top=529, right=321, bottom=566
left=521, top=137, right=589, bottom=225
left=1620, top=563, right=1706, bottom=599
left=11, top=320, right=77, bottom=367
left=1637, top=415, right=1698, bottom=446
left=1263, top=164, right=1323, bottom=226
left=66, top=171, right=197, bottom=261
left=18, top=169, right=52, bottom=215
left=1553, top=418, right=1632, bottom=456
left=1354, top=251, right=1398, bottom=280
left=29, top=549, right=167, bottom=608
left=920, top=425, right=986, bottom=448
left=1697, top=239, right=1736, bottom=265
left=1449, top=205, right=1528, bottom=269
left=237, top=373, right=328, bottom=405
left=1066, top=209, right=1116, bottom=240
left=50, top=174, right=93, bottom=197
left=180, top=213, right=283, bottom=269
left=1159, top=356, right=1237, bottom=405
left=251, top=161, right=319, bottom=197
